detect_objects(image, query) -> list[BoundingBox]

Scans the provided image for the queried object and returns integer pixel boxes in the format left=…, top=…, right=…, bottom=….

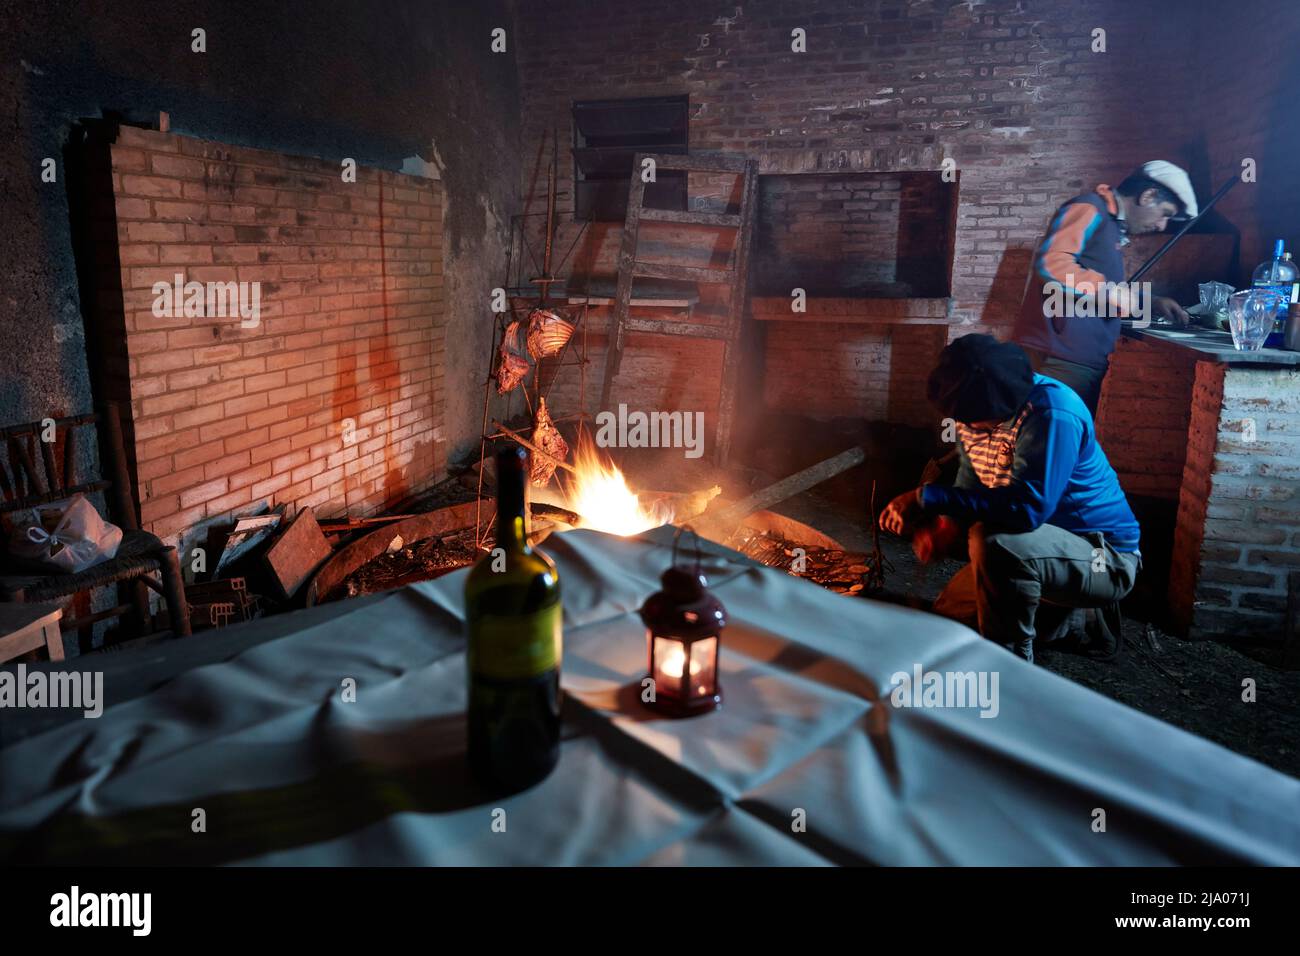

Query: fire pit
left=307, top=436, right=884, bottom=604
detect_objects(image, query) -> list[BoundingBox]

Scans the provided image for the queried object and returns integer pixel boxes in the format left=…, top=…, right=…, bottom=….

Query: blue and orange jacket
left=919, top=374, right=1141, bottom=552
left=1012, top=185, right=1128, bottom=370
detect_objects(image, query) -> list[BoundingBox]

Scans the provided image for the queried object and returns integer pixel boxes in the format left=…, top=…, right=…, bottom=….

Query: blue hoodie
left=919, top=374, right=1140, bottom=552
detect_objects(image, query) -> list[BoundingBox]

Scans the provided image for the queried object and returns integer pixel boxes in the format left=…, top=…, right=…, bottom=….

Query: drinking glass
left=1228, top=290, right=1282, bottom=351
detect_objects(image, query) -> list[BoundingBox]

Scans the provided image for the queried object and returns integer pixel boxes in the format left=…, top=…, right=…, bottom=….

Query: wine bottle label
left=470, top=602, right=562, bottom=681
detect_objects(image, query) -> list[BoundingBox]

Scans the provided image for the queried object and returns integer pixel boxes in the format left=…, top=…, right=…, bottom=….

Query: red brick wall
left=752, top=298, right=948, bottom=427
left=513, top=0, right=1197, bottom=437
left=106, top=128, right=445, bottom=547
left=1095, top=338, right=1197, bottom=500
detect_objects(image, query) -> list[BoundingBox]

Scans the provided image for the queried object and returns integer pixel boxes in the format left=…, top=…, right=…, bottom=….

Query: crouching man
left=880, top=334, right=1142, bottom=662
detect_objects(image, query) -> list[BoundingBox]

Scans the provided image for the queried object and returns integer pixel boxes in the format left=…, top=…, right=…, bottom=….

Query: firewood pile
left=726, top=526, right=891, bottom=595
left=329, top=525, right=481, bottom=601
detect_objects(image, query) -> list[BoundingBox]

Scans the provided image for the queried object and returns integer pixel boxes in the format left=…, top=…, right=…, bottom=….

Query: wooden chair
left=0, top=404, right=190, bottom=654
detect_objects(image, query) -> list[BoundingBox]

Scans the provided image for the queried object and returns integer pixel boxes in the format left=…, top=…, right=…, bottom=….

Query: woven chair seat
left=0, top=529, right=168, bottom=602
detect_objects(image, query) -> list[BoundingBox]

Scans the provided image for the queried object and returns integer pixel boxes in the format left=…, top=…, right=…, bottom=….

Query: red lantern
left=639, top=527, right=726, bottom=716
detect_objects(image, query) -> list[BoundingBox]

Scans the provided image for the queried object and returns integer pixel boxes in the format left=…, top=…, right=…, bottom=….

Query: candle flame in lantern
left=559, top=434, right=674, bottom=536
left=658, top=643, right=702, bottom=680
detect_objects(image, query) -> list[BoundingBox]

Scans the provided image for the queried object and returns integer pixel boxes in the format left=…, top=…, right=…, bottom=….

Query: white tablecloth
left=1, top=526, right=1297, bottom=865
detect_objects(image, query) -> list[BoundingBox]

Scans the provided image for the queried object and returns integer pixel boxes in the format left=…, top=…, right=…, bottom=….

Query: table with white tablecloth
left=1, top=525, right=1296, bottom=865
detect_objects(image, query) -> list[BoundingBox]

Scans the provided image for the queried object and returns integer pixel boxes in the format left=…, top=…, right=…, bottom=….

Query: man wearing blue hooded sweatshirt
left=880, top=334, right=1141, bottom=662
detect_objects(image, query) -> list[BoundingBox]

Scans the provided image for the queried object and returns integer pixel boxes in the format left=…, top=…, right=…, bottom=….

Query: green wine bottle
left=465, top=447, right=563, bottom=791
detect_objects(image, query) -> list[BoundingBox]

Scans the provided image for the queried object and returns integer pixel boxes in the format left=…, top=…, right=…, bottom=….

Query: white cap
left=1140, top=160, right=1197, bottom=218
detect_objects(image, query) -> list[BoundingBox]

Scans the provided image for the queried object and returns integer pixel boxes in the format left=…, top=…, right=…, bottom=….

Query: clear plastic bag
left=7, top=493, right=123, bottom=574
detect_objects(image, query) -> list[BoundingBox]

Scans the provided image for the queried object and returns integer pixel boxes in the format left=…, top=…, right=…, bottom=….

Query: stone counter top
left=1121, top=323, right=1300, bottom=366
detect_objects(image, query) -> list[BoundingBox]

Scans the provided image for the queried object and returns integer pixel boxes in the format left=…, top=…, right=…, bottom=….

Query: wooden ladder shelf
left=599, top=152, right=758, bottom=465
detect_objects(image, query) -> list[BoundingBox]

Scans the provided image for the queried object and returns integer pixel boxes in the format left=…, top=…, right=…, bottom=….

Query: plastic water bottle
left=1252, top=240, right=1298, bottom=347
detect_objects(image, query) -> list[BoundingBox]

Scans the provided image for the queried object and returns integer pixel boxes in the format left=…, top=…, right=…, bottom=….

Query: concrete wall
left=0, top=0, right=520, bottom=469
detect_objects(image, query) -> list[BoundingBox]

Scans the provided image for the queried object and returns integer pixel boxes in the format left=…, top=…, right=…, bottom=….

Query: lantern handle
left=672, top=524, right=704, bottom=576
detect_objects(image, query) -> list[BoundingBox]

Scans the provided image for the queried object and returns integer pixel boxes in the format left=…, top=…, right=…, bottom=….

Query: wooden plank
left=639, top=208, right=742, bottom=228
left=0, top=413, right=95, bottom=439
left=101, top=403, right=138, bottom=531
left=632, top=261, right=732, bottom=284
left=698, top=445, right=869, bottom=536
left=624, top=317, right=731, bottom=339
left=11, top=435, right=45, bottom=498
left=262, top=507, right=333, bottom=600
left=62, top=425, right=78, bottom=490
left=715, top=158, right=759, bottom=465
left=3, top=480, right=111, bottom=513
left=599, top=161, right=649, bottom=411
left=636, top=151, right=749, bottom=173
left=749, top=296, right=951, bottom=319
left=39, top=434, right=59, bottom=495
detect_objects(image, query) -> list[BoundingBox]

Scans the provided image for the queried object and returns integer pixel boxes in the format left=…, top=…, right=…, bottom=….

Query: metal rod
left=542, top=128, right=556, bottom=286
left=1127, top=176, right=1240, bottom=284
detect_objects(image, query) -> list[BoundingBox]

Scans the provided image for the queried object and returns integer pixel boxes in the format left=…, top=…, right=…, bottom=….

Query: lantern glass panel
left=652, top=634, right=689, bottom=696
left=688, top=637, right=717, bottom=698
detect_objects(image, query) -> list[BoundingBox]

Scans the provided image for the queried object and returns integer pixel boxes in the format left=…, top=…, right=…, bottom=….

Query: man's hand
left=1152, top=295, right=1190, bottom=326
left=913, top=515, right=962, bottom=564
left=880, top=488, right=923, bottom=536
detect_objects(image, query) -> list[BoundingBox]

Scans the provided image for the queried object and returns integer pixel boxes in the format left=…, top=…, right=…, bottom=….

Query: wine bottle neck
left=497, top=456, right=530, bottom=552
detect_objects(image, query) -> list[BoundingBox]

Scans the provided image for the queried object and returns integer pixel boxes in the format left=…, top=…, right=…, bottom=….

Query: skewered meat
left=526, top=308, right=575, bottom=360
left=495, top=320, right=530, bottom=394
left=529, top=397, right=569, bottom=486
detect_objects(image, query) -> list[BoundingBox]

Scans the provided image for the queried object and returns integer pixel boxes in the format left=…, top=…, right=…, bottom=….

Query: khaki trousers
left=932, top=522, right=1140, bottom=662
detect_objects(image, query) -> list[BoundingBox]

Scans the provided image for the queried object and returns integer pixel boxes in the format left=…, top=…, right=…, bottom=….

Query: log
left=699, top=445, right=868, bottom=533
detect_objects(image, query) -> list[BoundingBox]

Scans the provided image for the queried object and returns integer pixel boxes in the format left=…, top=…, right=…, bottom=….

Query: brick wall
left=1171, top=363, right=1300, bottom=640
left=1196, top=0, right=1300, bottom=282
left=104, top=128, right=445, bottom=548
left=1095, top=338, right=1197, bottom=500
left=536, top=316, right=726, bottom=438
left=513, top=0, right=1198, bottom=442
left=753, top=172, right=952, bottom=297
left=752, top=298, right=948, bottom=427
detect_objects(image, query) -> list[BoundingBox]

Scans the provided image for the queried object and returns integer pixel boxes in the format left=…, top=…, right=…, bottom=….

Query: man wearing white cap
left=1013, top=160, right=1198, bottom=415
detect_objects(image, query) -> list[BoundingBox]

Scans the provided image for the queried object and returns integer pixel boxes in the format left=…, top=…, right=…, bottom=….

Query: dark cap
left=926, top=334, right=1034, bottom=424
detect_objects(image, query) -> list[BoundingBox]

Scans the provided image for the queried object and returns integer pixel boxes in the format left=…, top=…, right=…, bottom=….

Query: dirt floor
left=754, top=478, right=1300, bottom=783
left=417, top=448, right=1300, bottom=781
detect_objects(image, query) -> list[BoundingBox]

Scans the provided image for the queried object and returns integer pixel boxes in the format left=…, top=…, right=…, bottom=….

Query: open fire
left=555, top=435, right=675, bottom=537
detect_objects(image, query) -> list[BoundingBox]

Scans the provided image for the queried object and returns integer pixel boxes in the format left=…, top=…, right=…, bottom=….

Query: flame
left=559, top=435, right=673, bottom=536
